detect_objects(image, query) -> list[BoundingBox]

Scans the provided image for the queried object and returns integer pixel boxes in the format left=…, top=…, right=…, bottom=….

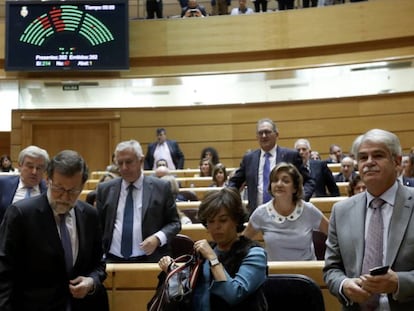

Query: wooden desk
left=327, top=163, right=341, bottom=173
left=104, top=261, right=341, bottom=311
left=336, top=182, right=349, bottom=196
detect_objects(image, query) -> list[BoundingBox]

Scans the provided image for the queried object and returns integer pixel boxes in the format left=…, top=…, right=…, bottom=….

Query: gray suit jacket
left=96, top=175, right=181, bottom=262
left=323, top=184, right=414, bottom=310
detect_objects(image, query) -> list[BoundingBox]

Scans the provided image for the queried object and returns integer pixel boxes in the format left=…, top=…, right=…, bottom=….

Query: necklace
left=266, top=201, right=304, bottom=224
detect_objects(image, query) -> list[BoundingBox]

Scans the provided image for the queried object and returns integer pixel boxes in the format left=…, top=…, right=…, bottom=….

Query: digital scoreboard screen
left=5, top=0, right=129, bottom=71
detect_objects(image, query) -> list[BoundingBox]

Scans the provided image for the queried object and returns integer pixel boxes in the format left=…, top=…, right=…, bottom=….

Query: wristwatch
left=209, top=257, right=220, bottom=267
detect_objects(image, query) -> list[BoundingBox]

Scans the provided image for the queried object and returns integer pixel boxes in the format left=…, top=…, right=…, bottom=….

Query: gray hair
left=294, top=138, right=311, bottom=150
left=352, top=129, right=402, bottom=160
left=256, top=118, right=278, bottom=133
left=18, top=145, right=49, bottom=166
left=115, top=140, right=144, bottom=159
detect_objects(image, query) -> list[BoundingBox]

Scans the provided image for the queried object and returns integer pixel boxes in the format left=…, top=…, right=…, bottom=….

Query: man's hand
left=69, top=276, right=95, bottom=299
left=360, top=269, right=398, bottom=295
left=140, top=235, right=160, bottom=255
left=342, top=278, right=371, bottom=304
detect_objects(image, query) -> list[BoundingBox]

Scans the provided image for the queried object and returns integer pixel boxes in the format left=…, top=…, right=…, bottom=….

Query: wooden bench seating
left=104, top=261, right=341, bottom=311
left=327, top=163, right=341, bottom=173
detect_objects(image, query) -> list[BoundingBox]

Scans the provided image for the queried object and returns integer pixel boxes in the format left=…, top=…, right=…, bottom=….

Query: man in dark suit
left=144, top=128, right=185, bottom=170
left=324, top=129, right=414, bottom=310
left=0, top=145, right=49, bottom=223
left=334, top=156, right=358, bottom=182
left=295, top=138, right=340, bottom=197
left=228, top=118, right=315, bottom=214
left=402, top=176, right=414, bottom=187
left=97, top=139, right=181, bottom=263
left=0, top=150, right=108, bottom=310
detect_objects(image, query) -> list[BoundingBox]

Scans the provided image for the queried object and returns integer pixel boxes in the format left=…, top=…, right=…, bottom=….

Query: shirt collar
left=122, top=175, right=143, bottom=191
left=366, top=180, right=398, bottom=208
left=18, top=178, right=40, bottom=193
left=261, top=146, right=276, bottom=158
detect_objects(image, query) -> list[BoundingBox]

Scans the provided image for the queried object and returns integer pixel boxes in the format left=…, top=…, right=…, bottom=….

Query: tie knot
left=370, top=198, right=385, bottom=209
left=59, top=213, right=67, bottom=222
left=265, top=152, right=271, bottom=158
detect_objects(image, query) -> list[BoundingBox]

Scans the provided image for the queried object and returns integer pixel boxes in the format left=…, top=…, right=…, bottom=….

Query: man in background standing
left=144, top=128, right=185, bottom=170
left=228, top=118, right=315, bottom=214
left=295, top=138, right=339, bottom=197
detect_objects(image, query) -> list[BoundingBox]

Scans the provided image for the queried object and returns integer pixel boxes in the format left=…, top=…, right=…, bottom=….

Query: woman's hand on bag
left=194, top=239, right=215, bottom=260
left=159, top=256, right=173, bottom=273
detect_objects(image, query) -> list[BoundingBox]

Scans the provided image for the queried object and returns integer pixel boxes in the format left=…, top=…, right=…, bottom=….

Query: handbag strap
left=164, top=252, right=203, bottom=289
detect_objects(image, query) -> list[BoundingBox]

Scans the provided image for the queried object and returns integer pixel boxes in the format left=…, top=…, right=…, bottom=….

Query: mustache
left=362, top=166, right=379, bottom=173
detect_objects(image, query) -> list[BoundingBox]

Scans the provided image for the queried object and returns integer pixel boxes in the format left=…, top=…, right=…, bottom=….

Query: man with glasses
left=0, top=150, right=109, bottom=310
left=228, top=118, right=315, bottom=214
left=0, top=145, right=49, bottom=223
left=97, top=140, right=181, bottom=263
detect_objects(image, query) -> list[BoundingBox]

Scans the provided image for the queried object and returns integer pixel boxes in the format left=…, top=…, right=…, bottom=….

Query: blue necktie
left=25, top=187, right=32, bottom=199
left=121, top=184, right=135, bottom=258
left=263, top=152, right=272, bottom=204
left=59, top=214, right=73, bottom=274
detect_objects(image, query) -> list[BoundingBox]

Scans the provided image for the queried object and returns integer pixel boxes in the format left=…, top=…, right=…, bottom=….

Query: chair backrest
left=263, top=274, right=325, bottom=311
left=312, top=230, right=327, bottom=260
left=170, top=234, right=195, bottom=259
left=181, top=208, right=201, bottom=223
left=177, top=190, right=199, bottom=201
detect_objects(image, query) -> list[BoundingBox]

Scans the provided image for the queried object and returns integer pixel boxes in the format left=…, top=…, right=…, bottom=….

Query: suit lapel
left=349, top=194, right=367, bottom=274
left=36, top=196, right=67, bottom=267
left=73, top=204, right=84, bottom=267
left=108, top=180, right=122, bottom=227
left=142, top=176, right=152, bottom=218
left=386, top=184, right=414, bottom=265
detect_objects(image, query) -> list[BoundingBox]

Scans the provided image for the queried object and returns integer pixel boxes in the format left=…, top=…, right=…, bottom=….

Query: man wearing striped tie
left=0, top=145, right=49, bottom=223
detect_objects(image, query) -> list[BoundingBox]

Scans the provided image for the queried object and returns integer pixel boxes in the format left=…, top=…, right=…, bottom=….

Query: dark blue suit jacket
left=0, top=175, right=47, bottom=224
left=403, top=176, right=414, bottom=187
left=309, top=160, right=340, bottom=197
left=144, top=140, right=185, bottom=170
left=228, top=146, right=315, bottom=213
left=334, top=171, right=358, bottom=183
left=0, top=193, right=108, bottom=310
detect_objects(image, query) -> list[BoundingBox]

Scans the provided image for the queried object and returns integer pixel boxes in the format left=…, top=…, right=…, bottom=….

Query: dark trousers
left=277, top=0, right=294, bottom=10
left=254, top=0, right=267, bottom=12
left=303, top=0, right=317, bottom=7
left=146, top=0, right=163, bottom=19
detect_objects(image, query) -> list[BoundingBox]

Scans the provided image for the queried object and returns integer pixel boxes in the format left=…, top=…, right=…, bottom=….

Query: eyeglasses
left=257, top=130, right=275, bottom=136
left=49, top=181, right=82, bottom=197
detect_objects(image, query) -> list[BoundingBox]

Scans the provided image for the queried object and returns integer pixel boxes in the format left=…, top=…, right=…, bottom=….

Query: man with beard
left=0, top=150, right=108, bottom=311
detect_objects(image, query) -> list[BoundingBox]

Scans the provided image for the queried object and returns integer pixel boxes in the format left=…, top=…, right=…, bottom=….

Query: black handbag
left=147, top=252, right=202, bottom=311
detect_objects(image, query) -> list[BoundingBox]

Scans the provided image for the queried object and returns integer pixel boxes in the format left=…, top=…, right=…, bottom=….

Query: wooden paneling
left=11, top=110, right=121, bottom=173
left=0, top=132, right=10, bottom=160
left=11, top=91, right=414, bottom=169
